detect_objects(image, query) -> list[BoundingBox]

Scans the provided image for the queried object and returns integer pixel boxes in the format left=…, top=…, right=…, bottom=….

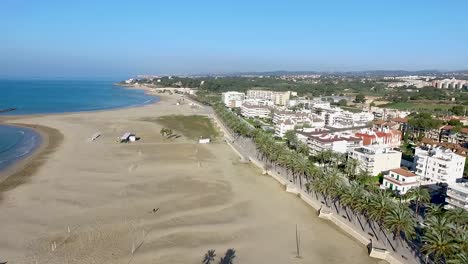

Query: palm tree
left=384, top=203, right=416, bottom=247
left=404, top=186, right=430, bottom=217
left=294, top=154, right=308, bottom=187
left=448, top=252, right=468, bottom=264
left=219, top=248, right=236, bottom=264
left=454, top=230, right=468, bottom=253
left=368, top=192, right=396, bottom=246
left=421, top=228, right=457, bottom=263
left=446, top=207, right=468, bottom=230
left=424, top=215, right=452, bottom=234
left=344, top=158, right=359, bottom=181
left=203, top=250, right=216, bottom=264
left=425, top=204, right=445, bottom=219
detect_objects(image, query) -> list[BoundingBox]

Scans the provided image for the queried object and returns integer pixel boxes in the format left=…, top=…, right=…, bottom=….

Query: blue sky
left=1, top=0, right=468, bottom=78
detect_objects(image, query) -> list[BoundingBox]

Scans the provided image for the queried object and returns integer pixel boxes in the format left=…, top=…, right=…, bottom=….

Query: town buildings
left=305, top=132, right=363, bottom=154
left=272, top=110, right=325, bottom=138
left=382, top=168, right=419, bottom=195
left=432, top=78, right=468, bottom=89
left=355, top=128, right=402, bottom=148
left=445, top=182, right=468, bottom=210
left=246, top=90, right=293, bottom=106
left=414, top=146, right=466, bottom=185
left=240, top=104, right=271, bottom=119
left=221, top=91, right=245, bottom=108
left=350, top=145, right=402, bottom=176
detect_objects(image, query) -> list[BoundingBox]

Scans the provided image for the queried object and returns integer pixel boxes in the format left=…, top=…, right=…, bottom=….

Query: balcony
left=446, top=198, right=468, bottom=209
left=447, top=191, right=468, bottom=202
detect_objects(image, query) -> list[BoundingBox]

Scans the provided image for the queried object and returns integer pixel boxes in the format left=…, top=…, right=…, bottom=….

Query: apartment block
left=240, top=104, right=271, bottom=119
left=246, top=90, right=292, bottom=106
left=445, top=182, right=468, bottom=211
left=221, top=91, right=245, bottom=108
left=350, top=145, right=402, bottom=176
left=414, top=146, right=466, bottom=185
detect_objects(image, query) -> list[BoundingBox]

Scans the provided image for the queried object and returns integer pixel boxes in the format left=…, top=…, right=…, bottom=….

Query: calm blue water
left=0, top=80, right=158, bottom=172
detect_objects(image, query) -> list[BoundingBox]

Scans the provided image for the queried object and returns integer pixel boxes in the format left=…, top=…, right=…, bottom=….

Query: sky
left=1, top=0, right=468, bottom=79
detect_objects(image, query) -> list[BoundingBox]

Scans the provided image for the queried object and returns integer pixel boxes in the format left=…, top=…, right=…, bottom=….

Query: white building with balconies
left=240, top=104, right=271, bottom=119
left=350, top=145, right=402, bottom=176
left=414, top=146, right=466, bottom=185
left=445, top=182, right=468, bottom=211
left=221, top=91, right=246, bottom=108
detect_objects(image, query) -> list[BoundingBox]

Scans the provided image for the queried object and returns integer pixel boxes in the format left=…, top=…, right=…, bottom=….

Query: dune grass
left=149, top=115, right=219, bottom=140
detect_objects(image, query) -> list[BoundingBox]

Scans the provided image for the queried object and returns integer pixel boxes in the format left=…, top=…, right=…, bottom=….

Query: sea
left=0, top=80, right=158, bottom=172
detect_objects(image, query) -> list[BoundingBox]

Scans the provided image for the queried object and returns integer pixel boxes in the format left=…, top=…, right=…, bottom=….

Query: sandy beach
left=0, top=94, right=380, bottom=264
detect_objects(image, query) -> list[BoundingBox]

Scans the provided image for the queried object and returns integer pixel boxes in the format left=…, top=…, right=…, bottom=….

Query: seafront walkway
left=202, top=106, right=426, bottom=264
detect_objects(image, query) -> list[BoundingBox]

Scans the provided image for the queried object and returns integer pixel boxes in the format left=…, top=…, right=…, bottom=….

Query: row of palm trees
left=210, top=101, right=468, bottom=263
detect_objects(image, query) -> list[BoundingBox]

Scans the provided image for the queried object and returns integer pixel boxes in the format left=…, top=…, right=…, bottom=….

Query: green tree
left=354, top=94, right=366, bottom=103
left=338, top=99, right=348, bottom=106
left=422, top=228, right=457, bottom=263
left=284, top=130, right=298, bottom=149
left=384, top=204, right=416, bottom=243
left=404, top=186, right=430, bottom=217
left=451, top=105, right=465, bottom=116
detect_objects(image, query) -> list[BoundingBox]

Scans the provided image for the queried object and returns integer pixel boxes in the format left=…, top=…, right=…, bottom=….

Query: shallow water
left=0, top=79, right=157, bottom=172
left=0, top=125, right=41, bottom=171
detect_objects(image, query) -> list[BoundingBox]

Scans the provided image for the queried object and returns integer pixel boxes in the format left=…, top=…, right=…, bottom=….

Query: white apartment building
left=243, top=98, right=274, bottom=107
left=307, top=133, right=363, bottom=154
left=414, top=146, right=466, bottom=185
left=350, top=145, right=402, bottom=176
left=382, top=168, right=419, bottom=195
left=240, top=104, right=271, bottom=119
left=246, top=90, right=292, bottom=106
left=317, top=107, right=374, bottom=128
left=221, top=91, right=245, bottom=108
left=432, top=78, right=468, bottom=89
left=273, top=110, right=325, bottom=138
left=445, top=182, right=468, bottom=211
left=275, top=119, right=296, bottom=138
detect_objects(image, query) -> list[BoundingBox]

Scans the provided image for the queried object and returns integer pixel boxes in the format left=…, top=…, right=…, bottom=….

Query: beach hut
left=120, top=132, right=137, bottom=143
left=198, top=138, right=210, bottom=144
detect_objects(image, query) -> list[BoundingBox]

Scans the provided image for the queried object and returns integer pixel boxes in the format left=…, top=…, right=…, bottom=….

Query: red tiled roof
left=390, top=168, right=417, bottom=177
left=391, top=117, right=408, bottom=123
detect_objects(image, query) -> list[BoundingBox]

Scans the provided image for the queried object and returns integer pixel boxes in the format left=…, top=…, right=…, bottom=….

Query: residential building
left=445, top=182, right=468, bottom=211
left=382, top=168, right=419, bottom=195
left=350, top=145, right=402, bottom=176
left=355, top=128, right=402, bottom=148
left=272, top=110, right=325, bottom=138
left=432, top=78, right=468, bottom=89
left=307, top=132, right=362, bottom=154
left=243, top=98, right=274, bottom=107
left=414, top=146, right=466, bottom=185
left=246, top=90, right=292, bottom=106
left=240, top=104, right=271, bottom=119
left=221, top=91, right=245, bottom=108
left=275, top=119, right=296, bottom=138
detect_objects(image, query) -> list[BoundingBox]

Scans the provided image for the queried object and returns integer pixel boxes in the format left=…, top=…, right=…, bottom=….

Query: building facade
left=240, top=104, right=271, bottom=119
left=445, top=182, right=468, bottom=211
left=382, top=168, right=419, bottom=195
left=414, top=146, right=466, bottom=185
left=221, top=91, right=245, bottom=108
left=246, top=90, right=292, bottom=106
left=350, top=146, right=402, bottom=176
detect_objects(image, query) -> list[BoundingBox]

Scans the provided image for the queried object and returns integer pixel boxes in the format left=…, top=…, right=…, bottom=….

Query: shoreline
left=0, top=83, right=159, bottom=195
left=0, top=123, right=63, bottom=199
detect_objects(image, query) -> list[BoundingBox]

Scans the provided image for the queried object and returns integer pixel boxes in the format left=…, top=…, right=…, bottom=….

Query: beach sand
left=0, top=94, right=380, bottom=264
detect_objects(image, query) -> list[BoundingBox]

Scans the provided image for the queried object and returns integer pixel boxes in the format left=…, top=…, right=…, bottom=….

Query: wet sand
left=0, top=94, right=380, bottom=264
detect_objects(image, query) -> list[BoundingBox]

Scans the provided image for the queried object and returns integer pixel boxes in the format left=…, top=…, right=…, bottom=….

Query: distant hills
left=217, top=70, right=468, bottom=77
